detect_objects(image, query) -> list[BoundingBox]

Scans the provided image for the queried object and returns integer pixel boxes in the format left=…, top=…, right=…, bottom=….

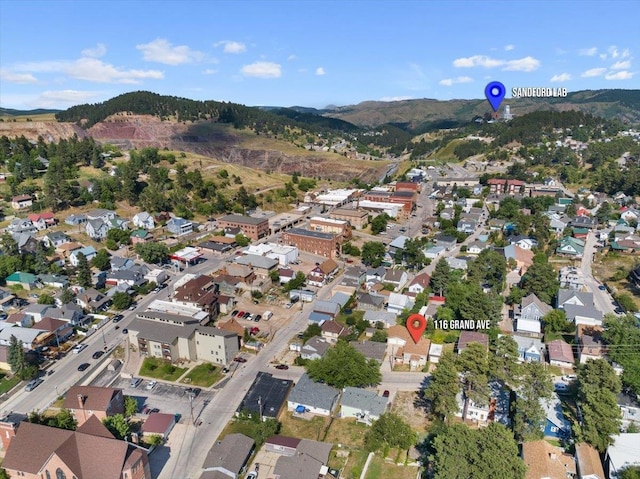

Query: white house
left=340, top=387, right=388, bottom=425
left=514, top=293, right=551, bottom=335
left=287, top=373, right=339, bottom=417
left=387, top=293, right=414, bottom=315
left=86, top=219, right=109, bottom=240
left=69, top=246, right=97, bottom=267
left=132, top=212, right=155, bottom=230
left=408, top=273, right=431, bottom=294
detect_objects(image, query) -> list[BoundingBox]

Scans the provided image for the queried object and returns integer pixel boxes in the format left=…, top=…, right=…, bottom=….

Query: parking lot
left=110, top=376, right=215, bottom=420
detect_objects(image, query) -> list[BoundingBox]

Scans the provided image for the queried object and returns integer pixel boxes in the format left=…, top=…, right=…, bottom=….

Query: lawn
left=139, top=358, right=187, bottom=382
left=278, top=411, right=330, bottom=442
left=324, top=418, right=370, bottom=449
left=181, top=363, right=222, bottom=387
left=365, top=455, right=419, bottom=479
left=336, top=449, right=370, bottom=479
left=0, top=374, right=21, bottom=394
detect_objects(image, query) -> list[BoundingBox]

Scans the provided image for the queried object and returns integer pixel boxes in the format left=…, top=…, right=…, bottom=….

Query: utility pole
left=258, top=396, right=263, bottom=422
left=189, top=391, right=195, bottom=425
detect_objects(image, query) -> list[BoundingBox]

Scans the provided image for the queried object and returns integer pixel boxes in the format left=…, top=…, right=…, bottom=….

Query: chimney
left=0, top=419, right=20, bottom=451
left=77, top=394, right=86, bottom=408
left=549, top=452, right=557, bottom=460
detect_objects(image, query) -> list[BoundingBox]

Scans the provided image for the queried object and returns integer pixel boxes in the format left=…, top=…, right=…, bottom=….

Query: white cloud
left=504, top=44, right=515, bottom=51
left=379, top=96, right=413, bottom=102
left=287, top=54, right=297, bottom=61
left=608, top=46, right=620, bottom=59
left=81, top=43, right=107, bottom=58
left=503, top=56, right=540, bottom=72
left=241, top=61, right=281, bottom=78
left=453, top=55, right=539, bottom=72
left=29, top=90, right=105, bottom=108
left=0, top=69, right=38, bottom=84
left=453, top=55, right=504, bottom=68
left=550, top=73, right=572, bottom=82
left=136, top=38, right=204, bottom=65
left=579, top=47, right=598, bottom=56
left=315, top=67, right=326, bottom=76
left=611, top=60, right=632, bottom=70
left=439, top=76, right=473, bottom=86
left=203, top=69, right=218, bottom=75
left=581, top=67, right=606, bottom=77
left=605, top=70, right=634, bottom=80
left=66, top=58, right=164, bottom=83
left=214, top=40, right=247, bottom=54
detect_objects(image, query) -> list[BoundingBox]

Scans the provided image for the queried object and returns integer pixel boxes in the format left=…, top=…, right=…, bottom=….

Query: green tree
left=102, top=414, right=130, bottom=440
left=284, top=271, right=306, bottom=292
left=619, top=466, right=640, bottom=479
left=370, top=214, right=389, bottom=235
left=135, top=242, right=169, bottom=264
left=430, top=258, right=451, bottom=296
left=361, top=241, right=386, bottom=267
left=574, top=358, right=622, bottom=451
left=365, top=412, right=417, bottom=451
left=603, top=314, right=640, bottom=394
left=124, top=396, right=138, bottom=417
left=542, top=309, right=572, bottom=335
left=53, top=409, right=77, bottom=430
left=513, top=362, right=553, bottom=442
left=112, top=292, right=133, bottom=310
left=301, top=323, right=322, bottom=343
left=467, top=249, right=507, bottom=293
left=60, top=287, right=75, bottom=305
left=0, top=467, right=9, bottom=479
left=490, top=335, right=521, bottom=384
left=235, top=234, right=250, bottom=247
left=423, top=351, right=460, bottom=422
left=91, top=248, right=112, bottom=271
left=614, top=293, right=638, bottom=313
left=38, top=294, right=55, bottom=305
left=456, top=343, right=490, bottom=418
left=306, top=342, right=381, bottom=388
left=8, top=335, right=38, bottom=380
left=430, top=423, right=526, bottom=479
left=519, top=258, right=558, bottom=304
left=76, top=252, right=92, bottom=288
left=34, top=243, right=50, bottom=275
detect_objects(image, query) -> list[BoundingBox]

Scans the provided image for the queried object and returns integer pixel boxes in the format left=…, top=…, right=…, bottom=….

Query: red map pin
left=406, top=313, right=427, bottom=343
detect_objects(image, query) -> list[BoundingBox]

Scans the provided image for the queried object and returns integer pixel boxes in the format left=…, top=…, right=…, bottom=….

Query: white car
left=72, top=344, right=88, bottom=354
left=146, top=380, right=157, bottom=390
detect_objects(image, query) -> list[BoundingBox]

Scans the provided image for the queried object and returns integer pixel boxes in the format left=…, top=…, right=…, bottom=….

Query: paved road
left=581, top=231, right=616, bottom=315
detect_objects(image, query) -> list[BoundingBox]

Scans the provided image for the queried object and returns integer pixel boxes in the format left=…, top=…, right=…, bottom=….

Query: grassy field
left=139, top=358, right=188, bottom=382
left=592, top=251, right=640, bottom=309
left=324, top=418, right=370, bottom=449
left=0, top=113, right=57, bottom=122
left=365, top=455, right=419, bottom=479
left=279, top=411, right=330, bottom=441
left=181, top=363, right=222, bottom=387
left=0, top=374, right=21, bottom=394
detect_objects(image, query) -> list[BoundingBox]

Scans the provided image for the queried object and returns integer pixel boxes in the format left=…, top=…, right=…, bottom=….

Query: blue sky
left=1, top=0, right=638, bottom=110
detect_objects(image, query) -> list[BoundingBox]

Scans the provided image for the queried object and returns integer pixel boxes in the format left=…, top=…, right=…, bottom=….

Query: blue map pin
left=485, top=81, right=506, bottom=111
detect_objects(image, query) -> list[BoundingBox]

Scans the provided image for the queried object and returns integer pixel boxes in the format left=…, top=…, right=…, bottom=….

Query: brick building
left=217, top=214, right=269, bottom=241
left=62, top=386, right=125, bottom=426
left=281, top=228, right=342, bottom=259
left=309, top=216, right=352, bottom=239
left=487, top=179, right=525, bottom=195
left=330, top=208, right=369, bottom=229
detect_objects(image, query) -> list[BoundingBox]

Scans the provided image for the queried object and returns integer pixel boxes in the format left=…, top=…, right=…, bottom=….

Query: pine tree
left=76, top=253, right=92, bottom=288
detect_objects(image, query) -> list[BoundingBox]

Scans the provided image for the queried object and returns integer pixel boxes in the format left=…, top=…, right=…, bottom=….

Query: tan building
left=217, top=214, right=269, bottom=241
left=130, top=311, right=239, bottom=365
left=1, top=418, right=151, bottom=479
left=309, top=216, right=352, bottom=239
left=62, top=386, right=125, bottom=426
left=330, top=208, right=369, bottom=229
left=281, top=228, right=342, bottom=259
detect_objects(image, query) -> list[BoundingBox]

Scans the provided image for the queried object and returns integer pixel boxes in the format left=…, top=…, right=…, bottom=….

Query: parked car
left=146, top=380, right=157, bottom=390
left=130, top=377, right=143, bottom=388
left=236, top=310, right=245, bottom=318
left=254, top=315, right=262, bottom=322
left=25, top=379, right=44, bottom=392
left=122, top=328, right=128, bottom=334
left=382, top=390, right=390, bottom=398
left=250, top=327, right=260, bottom=336
left=77, top=363, right=90, bottom=372
left=598, top=285, right=606, bottom=291
left=92, top=351, right=104, bottom=360
left=231, top=310, right=239, bottom=317
left=233, top=357, right=247, bottom=363
left=112, top=314, right=124, bottom=323
left=72, top=344, right=88, bottom=354
left=149, top=408, right=160, bottom=414
left=246, top=472, right=257, bottom=479
left=274, top=364, right=289, bottom=370
left=222, top=367, right=230, bottom=373
left=242, top=312, right=251, bottom=319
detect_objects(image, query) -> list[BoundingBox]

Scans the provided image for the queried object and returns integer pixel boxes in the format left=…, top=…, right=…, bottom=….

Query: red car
left=236, top=310, right=245, bottom=318
left=250, top=327, right=260, bottom=336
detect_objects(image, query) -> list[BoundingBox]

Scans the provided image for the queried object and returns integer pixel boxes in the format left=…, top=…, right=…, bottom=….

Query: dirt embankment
left=0, top=121, right=86, bottom=142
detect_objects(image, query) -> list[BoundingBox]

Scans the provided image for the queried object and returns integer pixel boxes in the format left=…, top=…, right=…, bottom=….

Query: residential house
left=12, top=232, right=40, bottom=254
left=10, top=194, right=32, bottom=210
left=556, top=236, right=585, bottom=257
left=557, top=289, right=594, bottom=309
left=387, top=292, right=414, bottom=315
left=1, top=420, right=151, bottom=479
left=279, top=268, right=295, bottom=285
left=617, top=393, right=640, bottom=429
left=548, top=214, right=571, bottom=235
left=43, top=231, right=71, bottom=249
left=576, top=325, right=606, bottom=364
left=564, top=303, right=603, bottom=327
left=166, top=217, right=193, bottom=236
left=424, top=246, right=446, bottom=261
left=457, top=331, right=489, bottom=354
left=575, top=443, right=605, bottom=479
left=201, top=433, right=255, bottom=479
left=65, top=213, right=87, bottom=226
left=605, top=433, right=640, bottom=478
left=429, top=343, right=443, bottom=363
left=132, top=211, right=155, bottom=230
left=341, top=265, right=366, bottom=288
left=511, top=335, right=544, bottom=362
left=110, top=256, right=134, bottom=271
left=27, top=212, right=56, bottom=230
left=217, top=318, right=245, bottom=347
left=559, top=266, right=586, bottom=290
left=301, top=337, right=331, bottom=360
left=287, top=373, right=340, bottom=416
left=547, top=339, right=575, bottom=368
left=46, top=303, right=85, bottom=325
left=408, top=273, right=431, bottom=294
left=457, top=219, right=477, bottom=234
left=267, top=437, right=333, bottom=479
left=62, top=385, right=125, bottom=426
left=106, top=264, right=150, bottom=288
left=76, top=288, right=111, bottom=312
left=488, top=218, right=507, bottom=231
left=455, top=380, right=510, bottom=425
left=7, top=218, right=38, bottom=235
left=69, top=246, right=97, bottom=267
left=446, top=257, right=468, bottom=270
left=349, top=341, right=386, bottom=363
left=387, top=325, right=430, bottom=370
left=37, top=274, right=69, bottom=289
left=514, top=293, right=552, bottom=335
left=320, top=320, right=348, bottom=343
left=130, top=229, right=154, bottom=245
left=503, top=244, right=534, bottom=274
left=307, top=259, right=339, bottom=287
left=467, top=241, right=487, bottom=255
left=363, top=310, right=397, bottom=329
left=340, top=387, right=388, bottom=424
left=571, top=215, right=598, bottom=230
left=312, top=300, right=341, bottom=319
left=541, top=393, right=571, bottom=439
left=86, top=218, right=110, bottom=240
left=383, top=269, right=408, bottom=291
left=434, top=234, right=457, bottom=250
left=509, top=236, right=538, bottom=250
left=5, top=271, right=40, bottom=290
left=356, top=292, right=385, bottom=312
left=86, top=208, right=116, bottom=223
left=235, top=372, right=293, bottom=420
left=21, top=303, right=51, bottom=324
left=522, top=440, right=576, bottom=479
